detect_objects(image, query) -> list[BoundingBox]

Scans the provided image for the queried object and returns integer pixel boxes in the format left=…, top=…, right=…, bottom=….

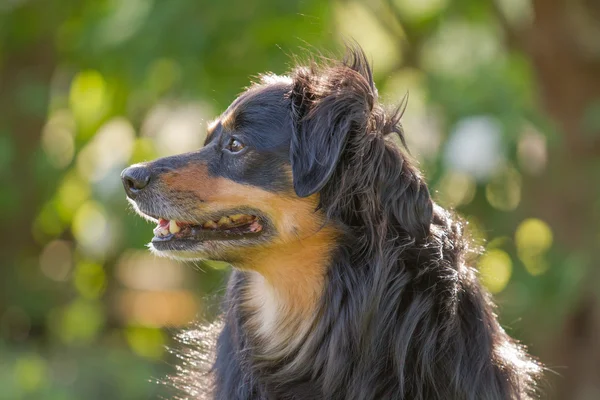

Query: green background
left=1, top=0, right=599, bottom=398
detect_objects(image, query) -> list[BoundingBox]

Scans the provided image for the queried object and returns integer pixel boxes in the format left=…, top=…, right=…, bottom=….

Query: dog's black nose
left=121, top=165, right=151, bottom=198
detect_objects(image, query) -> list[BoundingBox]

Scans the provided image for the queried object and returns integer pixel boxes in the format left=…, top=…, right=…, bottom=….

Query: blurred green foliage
left=1, top=0, right=599, bottom=399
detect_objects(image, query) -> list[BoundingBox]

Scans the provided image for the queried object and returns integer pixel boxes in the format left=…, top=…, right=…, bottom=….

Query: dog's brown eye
left=226, top=138, right=246, bottom=153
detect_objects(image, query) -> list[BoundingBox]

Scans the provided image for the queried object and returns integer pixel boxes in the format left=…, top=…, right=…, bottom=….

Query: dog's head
left=121, top=48, right=432, bottom=264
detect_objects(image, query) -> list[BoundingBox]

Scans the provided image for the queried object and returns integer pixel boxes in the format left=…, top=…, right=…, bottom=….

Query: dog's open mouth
left=151, top=213, right=263, bottom=244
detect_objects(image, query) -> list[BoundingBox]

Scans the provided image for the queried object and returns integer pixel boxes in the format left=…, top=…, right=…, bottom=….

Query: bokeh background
left=1, top=0, right=599, bottom=399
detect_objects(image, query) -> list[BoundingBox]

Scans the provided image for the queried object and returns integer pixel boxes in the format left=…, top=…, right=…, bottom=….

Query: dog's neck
left=239, top=226, right=338, bottom=356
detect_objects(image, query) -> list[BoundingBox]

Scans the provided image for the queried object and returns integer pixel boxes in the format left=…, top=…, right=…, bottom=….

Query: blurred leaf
left=125, top=326, right=165, bottom=360
left=14, top=354, right=48, bottom=393
left=478, top=248, right=513, bottom=294
left=56, top=299, right=105, bottom=345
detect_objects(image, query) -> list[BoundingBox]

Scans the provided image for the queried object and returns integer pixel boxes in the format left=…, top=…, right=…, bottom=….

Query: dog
left=121, top=47, right=542, bottom=399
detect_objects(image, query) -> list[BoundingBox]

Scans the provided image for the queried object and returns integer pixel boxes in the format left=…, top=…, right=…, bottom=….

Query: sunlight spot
left=76, top=117, right=135, bottom=182
left=57, top=299, right=105, bottom=344
left=73, top=261, right=106, bottom=299
left=334, top=1, right=402, bottom=77
left=47, top=298, right=105, bottom=344
left=39, top=240, right=72, bottom=282
left=478, top=249, right=513, bottom=294
left=116, top=250, right=185, bottom=291
left=33, top=202, right=65, bottom=241
left=494, top=0, right=533, bottom=28
left=437, top=171, right=476, bottom=207
left=522, top=257, right=549, bottom=276
left=515, top=218, right=553, bottom=275
left=517, top=125, right=547, bottom=176
left=485, top=166, right=522, bottom=211
left=393, top=0, right=448, bottom=21
left=69, top=70, right=110, bottom=132
left=487, top=236, right=510, bottom=249
left=116, top=290, right=199, bottom=327
left=95, top=0, right=154, bottom=48
left=444, top=116, right=505, bottom=181
left=496, top=339, right=541, bottom=375
left=515, top=218, right=553, bottom=254
left=125, top=325, right=165, bottom=360
left=54, top=172, right=91, bottom=223
left=422, top=19, right=502, bottom=77
left=141, top=102, right=209, bottom=157
left=14, top=354, right=47, bottom=392
left=41, top=109, right=76, bottom=169
left=72, top=201, right=112, bottom=257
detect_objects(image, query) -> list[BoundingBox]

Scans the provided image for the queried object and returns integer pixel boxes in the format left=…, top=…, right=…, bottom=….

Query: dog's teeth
left=160, top=227, right=169, bottom=236
left=203, top=220, right=217, bottom=229
left=169, top=220, right=181, bottom=234
left=229, top=214, right=243, bottom=222
left=230, top=214, right=251, bottom=224
left=218, top=216, right=232, bottom=228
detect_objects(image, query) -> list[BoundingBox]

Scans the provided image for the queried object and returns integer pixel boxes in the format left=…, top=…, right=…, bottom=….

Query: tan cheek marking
left=243, top=226, right=339, bottom=354
left=245, top=226, right=337, bottom=310
left=161, top=164, right=320, bottom=240
left=201, top=174, right=321, bottom=242
left=160, top=163, right=212, bottom=194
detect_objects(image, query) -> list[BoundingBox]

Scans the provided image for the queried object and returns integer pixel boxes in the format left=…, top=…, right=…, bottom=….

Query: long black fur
left=169, top=47, right=541, bottom=400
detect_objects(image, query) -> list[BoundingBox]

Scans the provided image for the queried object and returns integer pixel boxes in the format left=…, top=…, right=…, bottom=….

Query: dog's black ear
left=289, top=51, right=375, bottom=197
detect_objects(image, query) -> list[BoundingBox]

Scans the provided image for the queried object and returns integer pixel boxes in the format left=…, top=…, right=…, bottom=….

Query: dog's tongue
left=158, top=218, right=170, bottom=228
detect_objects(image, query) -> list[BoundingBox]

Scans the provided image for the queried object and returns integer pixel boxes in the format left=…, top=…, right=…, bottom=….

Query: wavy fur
left=166, top=47, right=542, bottom=400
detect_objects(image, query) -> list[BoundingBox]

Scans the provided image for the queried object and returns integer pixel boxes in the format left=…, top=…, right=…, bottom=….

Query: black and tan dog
left=122, top=47, right=541, bottom=399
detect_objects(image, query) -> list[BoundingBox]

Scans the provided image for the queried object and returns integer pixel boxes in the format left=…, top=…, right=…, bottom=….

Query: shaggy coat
left=151, top=49, right=541, bottom=400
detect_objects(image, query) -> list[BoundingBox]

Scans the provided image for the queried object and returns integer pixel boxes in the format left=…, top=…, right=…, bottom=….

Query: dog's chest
left=243, top=272, right=315, bottom=356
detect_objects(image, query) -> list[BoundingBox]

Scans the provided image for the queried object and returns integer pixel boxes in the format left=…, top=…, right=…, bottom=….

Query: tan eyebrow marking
left=206, top=119, right=220, bottom=139
left=221, top=110, right=237, bottom=131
